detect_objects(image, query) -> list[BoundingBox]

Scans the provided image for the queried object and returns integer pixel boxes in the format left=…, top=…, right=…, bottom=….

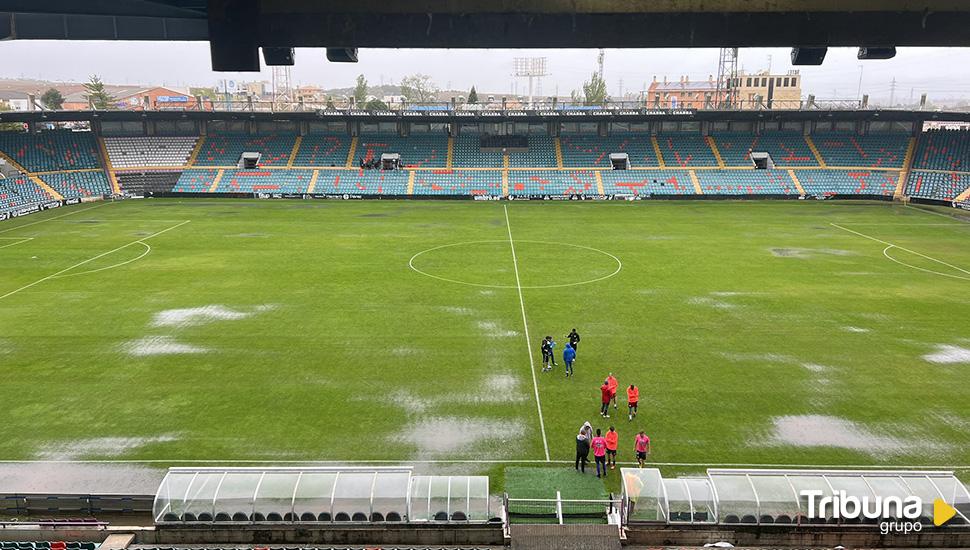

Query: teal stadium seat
left=912, top=130, right=970, bottom=172
left=452, top=135, right=503, bottom=168
left=217, top=170, right=313, bottom=193
left=0, top=176, right=55, bottom=214
left=315, top=169, right=410, bottom=195
left=195, top=134, right=297, bottom=166
left=293, top=134, right=352, bottom=167
left=695, top=170, right=797, bottom=195
left=508, top=170, right=597, bottom=195
left=507, top=136, right=557, bottom=168
left=559, top=134, right=660, bottom=167
left=905, top=170, right=970, bottom=201
left=39, top=171, right=113, bottom=199
left=173, top=169, right=220, bottom=192
left=0, top=131, right=101, bottom=171
left=798, top=170, right=898, bottom=196
left=713, top=132, right=819, bottom=167
left=601, top=170, right=694, bottom=195
left=412, top=170, right=502, bottom=196
left=356, top=133, right=448, bottom=168
left=657, top=134, right=718, bottom=167
left=812, top=132, right=909, bottom=168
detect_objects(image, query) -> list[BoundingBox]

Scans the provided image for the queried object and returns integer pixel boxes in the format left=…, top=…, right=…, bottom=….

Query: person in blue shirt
left=563, top=343, right=576, bottom=377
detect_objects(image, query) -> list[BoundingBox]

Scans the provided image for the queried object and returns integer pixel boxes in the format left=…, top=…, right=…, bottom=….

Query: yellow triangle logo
left=934, top=498, right=957, bottom=527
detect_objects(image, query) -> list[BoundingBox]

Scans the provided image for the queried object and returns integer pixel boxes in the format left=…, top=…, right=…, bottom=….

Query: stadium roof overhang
left=2, top=1, right=970, bottom=71
left=3, top=108, right=970, bottom=126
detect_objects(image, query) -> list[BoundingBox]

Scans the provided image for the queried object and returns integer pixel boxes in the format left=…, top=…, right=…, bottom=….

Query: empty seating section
left=356, top=134, right=447, bottom=168
left=798, top=170, right=898, bottom=196
left=0, top=543, right=96, bottom=550
left=508, top=170, right=597, bottom=195
left=413, top=170, right=502, bottom=196
left=116, top=171, right=181, bottom=194
left=315, top=169, right=410, bottom=195
left=295, top=134, right=351, bottom=167
left=104, top=137, right=198, bottom=168
left=812, top=132, right=909, bottom=168
left=906, top=170, right=970, bottom=201
left=507, top=136, right=557, bottom=168
left=714, top=133, right=818, bottom=167
left=452, top=135, right=503, bottom=168
left=217, top=169, right=313, bottom=193
left=658, top=134, right=718, bottom=167
left=696, top=170, right=797, bottom=195
left=173, top=169, right=219, bottom=192
left=601, top=170, right=694, bottom=195
left=912, top=130, right=970, bottom=171
left=195, top=134, right=296, bottom=166
left=0, top=131, right=101, bottom=171
left=560, top=134, right=659, bottom=167
left=0, top=176, right=54, bottom=213
left=39, top=171, right=112, bottom=199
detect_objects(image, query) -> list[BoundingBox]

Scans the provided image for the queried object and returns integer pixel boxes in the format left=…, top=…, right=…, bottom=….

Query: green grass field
left=1, top=198, right=968, bottom=492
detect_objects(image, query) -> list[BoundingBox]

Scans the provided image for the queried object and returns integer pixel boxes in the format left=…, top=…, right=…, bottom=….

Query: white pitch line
left=0, top=220, right=190, bottom=302
left=831, top=223, right=970, bottom=277
left=0, top=237, right=33, bottom=249
left=0, top=458, right=968, bottom=470
left=504, top=204, right=550, bottom=462
left=0, top=201, right=111, bottom=235
left=905, top=204, right=970, bottom=224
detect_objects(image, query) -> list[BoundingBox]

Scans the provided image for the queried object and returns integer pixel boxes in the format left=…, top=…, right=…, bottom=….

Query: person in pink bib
left=591, top=429, right=609, bottom=478
left=634, top=431, right=651, bottom=468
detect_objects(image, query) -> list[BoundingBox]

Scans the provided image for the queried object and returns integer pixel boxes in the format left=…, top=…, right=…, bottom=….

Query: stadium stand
left=0, top=131, right=101, bottom=172
left=713, top=133, right=819, bottom=167
left=294, top=134, right=352, bottom=167
left=452, top=135, right=504, bottom=168
left=600, top=170, right=695, bottom=195
left=103, top=137, right=198, bottom=168
left=0, top=543, right=96, bottom=550
left=173, top=169, right=220, bottom=192
left=657, top=134, right=719, bottom=167
left=906, top=170, right=970, bottom=201
left=38, top=171, right=113, bottom=199
left=413, top=170, right=502, bottom=196
left=194, top=134, right=296, bottom=166
left=116, top=171, right=182, bottom=195
left=695, top=170, right=798, bottom=195
left=912, top=129, right=970, bottom=171
left=508, top=170, right=598, bottom=195
left=216, top=169, right=314, bottom=193
left=811, top=132, right=909, bottom=168
left=315, top=169, right=410, bottom=195
left=0, top=175, right=54, bottom=214
left=798, top=169, right=899, bottom=196
left=559, top=134, right=660, bottom=168
left=356, top=133, right=448, bottom=168
left=507, top=136, right=558, bottom=168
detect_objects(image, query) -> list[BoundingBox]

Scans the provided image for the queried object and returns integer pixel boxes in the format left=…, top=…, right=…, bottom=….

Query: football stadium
left=1, top=2, right=970, bottom=550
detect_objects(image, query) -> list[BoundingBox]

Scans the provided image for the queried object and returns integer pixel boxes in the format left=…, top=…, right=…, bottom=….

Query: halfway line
left=0, top=220, right=190, bottom=302
left=504, top=204, right=550, bottom=462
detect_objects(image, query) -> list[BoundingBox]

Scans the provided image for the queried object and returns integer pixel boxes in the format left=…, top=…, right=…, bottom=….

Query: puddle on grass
left=123, top=336, right=208, bottom=357
left=151, top=304, right=275, bottom=328
left=770, top=248, right=856, bottom=259
left=477, top=320, right=520, bottom=338
left=842, top=326, right=870, bottom=333
left=768, top=415, right=907, bottom=455
left=393, top=417, right=525, bottom=455
left=439, top=306, right=476, bottom=316
left=687, top=296, right=737, bottom=310
left=923, top=344, right=970, bottom=364
left=0, top=463, right=164, bottom=494
left=37, top=435, right=180, bottom=460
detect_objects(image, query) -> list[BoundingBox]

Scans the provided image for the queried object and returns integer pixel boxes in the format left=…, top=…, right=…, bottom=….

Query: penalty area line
left=504, top=204, right=550, bottom=462
left=830, top=223, right=970, bottom=278
left=0, top=220, right=190, bottom=302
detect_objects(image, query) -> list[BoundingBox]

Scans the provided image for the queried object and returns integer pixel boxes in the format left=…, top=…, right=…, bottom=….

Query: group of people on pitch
left=576, top=422, right=651, bottom=478
left=540, top=328, right=580, bottom=376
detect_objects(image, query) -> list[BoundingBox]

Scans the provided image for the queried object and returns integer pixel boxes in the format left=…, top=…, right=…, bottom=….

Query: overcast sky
left=2, top=41, right=970, bottom=103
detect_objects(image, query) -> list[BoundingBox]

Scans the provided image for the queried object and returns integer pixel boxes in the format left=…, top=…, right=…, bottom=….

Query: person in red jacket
left=599, top=380, right=611, bottom=418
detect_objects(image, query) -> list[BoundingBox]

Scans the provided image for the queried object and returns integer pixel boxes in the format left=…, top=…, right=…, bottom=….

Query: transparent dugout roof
left=622, top=468, right=970, bottom=526
left=153, top=467, right=490, bottom=524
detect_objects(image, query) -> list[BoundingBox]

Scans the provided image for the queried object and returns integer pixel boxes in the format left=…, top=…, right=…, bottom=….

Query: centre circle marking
left=408, top=239, right=623, bottom=289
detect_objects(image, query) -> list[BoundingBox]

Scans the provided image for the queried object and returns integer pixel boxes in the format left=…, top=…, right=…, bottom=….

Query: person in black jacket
left=575, top=421, right=592, bottom=472
left=566, top=328, right=581, bottom=351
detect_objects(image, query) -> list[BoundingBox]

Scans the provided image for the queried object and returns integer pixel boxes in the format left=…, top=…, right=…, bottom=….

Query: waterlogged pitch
left=0, top=199, right=968, bottom=482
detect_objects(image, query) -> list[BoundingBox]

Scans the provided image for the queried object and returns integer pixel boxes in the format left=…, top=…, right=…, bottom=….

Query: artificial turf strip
left=505, top=466, right=610, bottom=500
left=0, top=199, right=968, bottom=486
